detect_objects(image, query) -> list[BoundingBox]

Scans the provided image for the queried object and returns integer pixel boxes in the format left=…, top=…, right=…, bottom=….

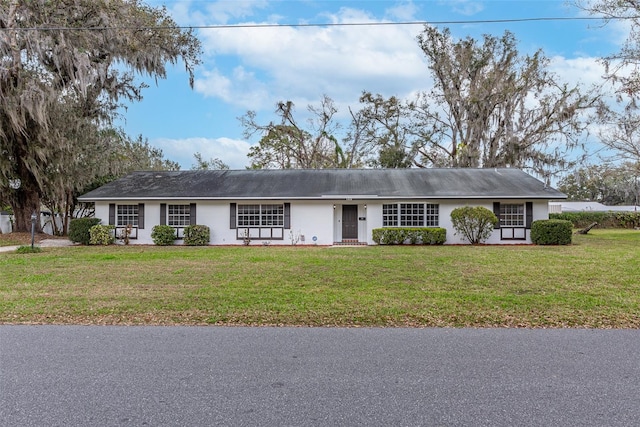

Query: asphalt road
left=1, top=326, right=639, bottom=427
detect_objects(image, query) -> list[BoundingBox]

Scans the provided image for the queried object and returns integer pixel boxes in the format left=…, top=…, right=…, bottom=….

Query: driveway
left=0, top=239, right=75, bottom=253
left=1, top=326, right=639, bottom=426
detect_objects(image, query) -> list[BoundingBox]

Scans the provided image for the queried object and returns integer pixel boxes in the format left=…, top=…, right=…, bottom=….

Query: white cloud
left=442, top=0, right=484, bottom=16
left=549, top=56, right=606, bottom=87
left=193, top=6, right=429, bottom=111
left=153, top=137, right=251, bottom=170
left=384, top=1, right=419, bottom=21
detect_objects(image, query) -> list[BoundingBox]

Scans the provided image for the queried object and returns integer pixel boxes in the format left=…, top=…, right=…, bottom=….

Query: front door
left=342, top=205, right=358, bottom=240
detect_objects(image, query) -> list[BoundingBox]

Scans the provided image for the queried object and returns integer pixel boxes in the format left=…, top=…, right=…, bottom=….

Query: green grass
left=1, top=229, right=639, bottom=327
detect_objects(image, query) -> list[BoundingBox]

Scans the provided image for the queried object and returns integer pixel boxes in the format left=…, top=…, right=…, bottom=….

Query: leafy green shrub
left=372, top=228, right=446, bottom=245
left=151, top=225, right=176, bottom=246
left=183, top=225, right=210, bottom=246
left=89, top=225, right=115, bottom=245
left=531, top=219, right=573, bottom=245
left=69, top=218, right=101, bottom=245
left=417, top=228, right=447, bottom=245
left=16, top=245, right=42, bottom=254
left=450, top=206, right=498, bottom=244
left=550, top=211, right=640, bottom=229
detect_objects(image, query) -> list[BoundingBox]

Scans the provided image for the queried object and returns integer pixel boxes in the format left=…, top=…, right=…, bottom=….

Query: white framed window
left=400, top=203, right=424, bottom=227
left=382, top=204, right=398, bottom=227
left=238, top=204, right=284, bottom=228
left=425, top=204, right=439, bottom=227
left=261, top=204, right=284, bottom=226
left=382, top=203, right=439, bottom=227
left=117, top=205, right=138, bottom=227
left=168, top=204, right=190, bottom=227
left=500, top=204, right=525, bottom=227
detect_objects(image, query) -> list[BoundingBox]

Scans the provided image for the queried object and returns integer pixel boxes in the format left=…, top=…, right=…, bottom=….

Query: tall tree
left=0, top=0, right=200, bottom=231
left=576, top=0, right=640, bottom=97
left=596, top=105, right=640, bottom=162
left=42, top=129, right=179, bottom=234
left=357, top=92, right=415, bottom=168
left=558, top=163, right=640, bottom=205
left=191, top=153, right=230, bottom=170
left=410, top=27, right=596, bottom=174
left=240, top=95, right=357, bottom=169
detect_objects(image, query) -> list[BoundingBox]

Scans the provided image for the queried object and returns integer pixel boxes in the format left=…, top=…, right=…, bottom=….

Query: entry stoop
left=333, top=240, right=368, bottom=246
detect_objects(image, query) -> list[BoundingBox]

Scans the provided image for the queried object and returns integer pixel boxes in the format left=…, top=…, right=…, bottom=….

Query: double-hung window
left=400, top=203, right=424, bottom=227
left=383, top=203, right=439, bottom=227
left=117, top=205, right=138, bottom=227
left=382, top=204, right=398, bottom=227
left=236, top=203, right=285, bottom=239
left=113, top=203, right=142, bottom=239
left=499, top=204, right=525, bottom=227
left=168, top=204, right=190, bottom=227
left=495, top=202, right=529, bottom=240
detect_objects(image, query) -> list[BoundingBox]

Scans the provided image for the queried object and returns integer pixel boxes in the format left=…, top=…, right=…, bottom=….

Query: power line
left=1, top=15, right=635, bottom=32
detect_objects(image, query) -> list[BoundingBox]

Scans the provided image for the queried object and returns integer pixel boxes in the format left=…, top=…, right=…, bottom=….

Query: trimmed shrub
left=69, top=218, right=101, bottom=245
left=531, top=219, right=573, bottom=245
left=372, top=228, right=446, bottom=245
left=89, top=225, right=115, bottom=245
left=183, top=225, right=210, bottom=246
left=417, top=228, right=447, bottom=245
left=151, top=225, right=176, bottom=246
left=550, top=211, right=640, bottom=229
left=450, top=206, right=498, bottom=244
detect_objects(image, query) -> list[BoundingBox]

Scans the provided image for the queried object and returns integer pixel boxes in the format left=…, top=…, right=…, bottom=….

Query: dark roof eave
left=78, top=195, right=567, bottom=202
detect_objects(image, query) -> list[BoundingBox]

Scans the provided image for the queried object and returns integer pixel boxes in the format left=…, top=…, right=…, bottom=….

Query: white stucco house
left=77, top=168, right=566, bottom=245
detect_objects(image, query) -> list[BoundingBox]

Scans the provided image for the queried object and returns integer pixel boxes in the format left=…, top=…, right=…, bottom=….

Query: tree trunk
left=8, top=172, right=41, bottom=233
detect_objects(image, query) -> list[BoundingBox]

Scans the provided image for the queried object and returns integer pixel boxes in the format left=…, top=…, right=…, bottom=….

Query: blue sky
left=119, top=0, right=624, bottom=170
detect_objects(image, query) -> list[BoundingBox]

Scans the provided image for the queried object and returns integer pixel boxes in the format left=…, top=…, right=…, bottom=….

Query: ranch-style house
left=77, top=168, right=566, bottom=245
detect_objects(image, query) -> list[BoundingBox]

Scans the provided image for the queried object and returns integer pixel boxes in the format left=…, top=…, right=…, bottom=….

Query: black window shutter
left=493, top=202, right=501, bottom=229
left=138, top=203, right=145, bottom=229
left=160, top=204, right=166, bottom=225
left=525, top=202, right=533, bottom=229
left=108, top=204, right=115, bottom=225
left=284, top=203, right=291, bottom=229
left=190, top=203, right=197, bottom=225
left=230, top=203, right=236, bottom=229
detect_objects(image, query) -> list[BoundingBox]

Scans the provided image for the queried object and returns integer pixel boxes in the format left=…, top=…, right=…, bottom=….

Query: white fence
left=0, top=212, right=64, bottom=235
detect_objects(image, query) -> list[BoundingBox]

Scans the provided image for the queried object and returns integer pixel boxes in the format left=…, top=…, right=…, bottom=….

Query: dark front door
left=342, top=205, right=358, bottom=240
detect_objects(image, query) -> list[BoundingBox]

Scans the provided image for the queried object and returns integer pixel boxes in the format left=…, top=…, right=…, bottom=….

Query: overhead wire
left=1, top=15, right=637, bottom=32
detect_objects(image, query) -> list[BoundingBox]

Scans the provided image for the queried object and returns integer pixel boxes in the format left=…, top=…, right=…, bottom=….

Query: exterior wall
left=92, top=198, right=552, bottom=246
left=366, top=199, right=550, bottom=245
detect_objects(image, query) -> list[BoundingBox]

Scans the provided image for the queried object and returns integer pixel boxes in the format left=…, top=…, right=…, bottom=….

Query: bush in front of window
left=531, top=219, right=572, bottom=245
left=89, top=225, right=115, bottom=245
left=183, top=225, right=210, bottom=246
left=450, top=206, right=498, bottom=244
left=151, top=225, right=176, bottom=246
left=69, top=217, right=101, bottom=245
left=372, top=228, right=446, bottom=245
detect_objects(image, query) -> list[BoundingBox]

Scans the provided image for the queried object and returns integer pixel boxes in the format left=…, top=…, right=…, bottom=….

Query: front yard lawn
left=1, top=229, right=638, bottom=327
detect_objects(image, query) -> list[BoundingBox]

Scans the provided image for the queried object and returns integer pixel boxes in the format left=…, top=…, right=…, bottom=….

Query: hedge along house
left=77, top=168, right=566, bottom=245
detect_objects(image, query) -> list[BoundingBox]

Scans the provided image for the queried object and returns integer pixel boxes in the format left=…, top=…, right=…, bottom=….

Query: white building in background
left=550, top=201, right=640, bottom=213
left=78, top=168, right=566, bottom=245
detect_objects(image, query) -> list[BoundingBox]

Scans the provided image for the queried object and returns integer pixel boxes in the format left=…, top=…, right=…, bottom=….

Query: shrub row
left=372, top=227, right=446, bottom=245
left=550, top=211, right=640, bottom=229
left=70, top=219, right=212, bottom=246
left=531, top=219, right=572, bottom=245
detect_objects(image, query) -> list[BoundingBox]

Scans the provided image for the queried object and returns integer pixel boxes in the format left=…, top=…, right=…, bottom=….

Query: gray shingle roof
left=78, top=168, right=566, bottom=201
